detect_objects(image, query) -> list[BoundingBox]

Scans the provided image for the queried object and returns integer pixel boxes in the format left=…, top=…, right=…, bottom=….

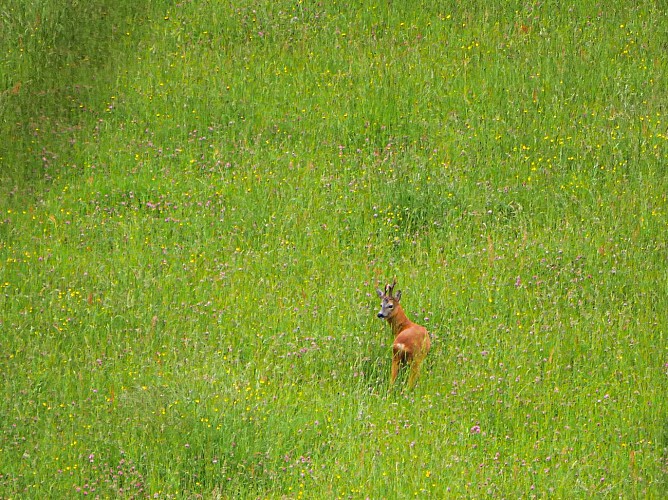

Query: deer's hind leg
left=390, top=353, right=401, bottom=385
left=407, top=346, right=429, bottom=388
left=407, top=358, right=423, bottom=388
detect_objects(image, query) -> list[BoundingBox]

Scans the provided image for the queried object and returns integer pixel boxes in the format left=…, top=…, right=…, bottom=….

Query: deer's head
left=376, top=278, right=402, bottom=319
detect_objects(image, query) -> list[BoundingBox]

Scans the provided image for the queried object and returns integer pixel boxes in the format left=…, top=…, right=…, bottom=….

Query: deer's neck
left=388, top=306, right=412, bottom=336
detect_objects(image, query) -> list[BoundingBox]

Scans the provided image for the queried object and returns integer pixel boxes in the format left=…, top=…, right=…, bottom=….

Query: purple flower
left=470, top=425, right=481, bottom=434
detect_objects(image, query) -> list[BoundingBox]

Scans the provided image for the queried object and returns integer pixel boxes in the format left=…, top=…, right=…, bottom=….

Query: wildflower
left=470, top=425, right=481, bottom=434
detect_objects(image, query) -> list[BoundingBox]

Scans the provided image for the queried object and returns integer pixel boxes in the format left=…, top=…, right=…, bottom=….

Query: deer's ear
left=395, top=290, right=402, bottom=301
left=376, top=288, right=384, bottom=298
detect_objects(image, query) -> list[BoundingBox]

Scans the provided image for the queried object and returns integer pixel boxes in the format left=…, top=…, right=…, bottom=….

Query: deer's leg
left=390, top=354, right=401, bottom=385
left=407, top=358, right=422, bottom=388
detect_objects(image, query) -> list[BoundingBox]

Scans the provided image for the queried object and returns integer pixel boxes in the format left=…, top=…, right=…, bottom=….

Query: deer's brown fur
left=376, top=279, right=431, bottom=387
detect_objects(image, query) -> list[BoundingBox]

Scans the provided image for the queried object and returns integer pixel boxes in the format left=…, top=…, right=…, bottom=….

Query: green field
left=1, top=1, right=667, bottom=497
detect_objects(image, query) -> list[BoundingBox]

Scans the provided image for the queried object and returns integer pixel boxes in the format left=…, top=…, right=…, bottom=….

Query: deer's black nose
left=377, top=312, right=384, bottom=318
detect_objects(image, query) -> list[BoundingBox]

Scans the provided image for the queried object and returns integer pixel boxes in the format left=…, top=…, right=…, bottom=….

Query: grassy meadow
left=1, top=0, right=667, bottom=497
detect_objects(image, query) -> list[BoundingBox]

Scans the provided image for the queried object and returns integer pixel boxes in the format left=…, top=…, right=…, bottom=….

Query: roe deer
left=376, top=278, right=431, bottom=387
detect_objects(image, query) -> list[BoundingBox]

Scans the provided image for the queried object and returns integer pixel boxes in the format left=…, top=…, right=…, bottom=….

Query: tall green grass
left=1, top=0, right=667, bottom=497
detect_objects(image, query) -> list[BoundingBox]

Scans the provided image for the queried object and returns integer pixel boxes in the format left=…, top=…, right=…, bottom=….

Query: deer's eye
left=388, top=304, right=394, bottom=309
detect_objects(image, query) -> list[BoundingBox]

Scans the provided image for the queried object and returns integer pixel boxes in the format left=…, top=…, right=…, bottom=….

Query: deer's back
left=393, top=323, right=430, bottom=357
